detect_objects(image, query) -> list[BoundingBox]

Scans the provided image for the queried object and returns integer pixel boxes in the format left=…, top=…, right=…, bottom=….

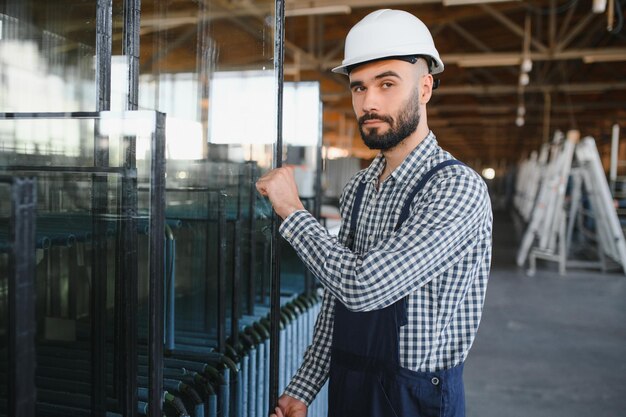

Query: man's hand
left=269, top=395, right=307, bottom=417
left=256, top=166, right=305, bottom=219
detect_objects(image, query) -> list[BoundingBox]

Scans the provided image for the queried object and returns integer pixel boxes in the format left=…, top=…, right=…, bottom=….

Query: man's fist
left=256, top=166, right=305, bottom=219
left=269, top=395, right=307, bottom=417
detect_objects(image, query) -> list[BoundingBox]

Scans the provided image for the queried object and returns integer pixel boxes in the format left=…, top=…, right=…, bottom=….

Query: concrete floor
left=464, top=210, right=626, bottom=417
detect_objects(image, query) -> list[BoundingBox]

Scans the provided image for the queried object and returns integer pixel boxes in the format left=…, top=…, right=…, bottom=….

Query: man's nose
left=361, top=90, right=380, bottom=113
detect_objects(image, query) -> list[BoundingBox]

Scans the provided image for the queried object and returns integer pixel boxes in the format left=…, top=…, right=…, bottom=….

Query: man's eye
left=353, top=86, right=365, bottom=93
left=382, top=82, right=394, bottom=88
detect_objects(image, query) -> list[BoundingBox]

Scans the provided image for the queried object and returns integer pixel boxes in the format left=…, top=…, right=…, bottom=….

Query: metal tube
left=218, top=192, right=227, bottom=353
left=7, top=177, right=37, bottom=417
left=124, top=0, right=140, bottom=111
left=148, top=111, right=167, bottom=417
left=91, top=126, right=110, bottom=417
left=205, top=190, right=213, bottom=333
left=119, top=0, right=141, bottom=412
left=270, top=0, right=286, bottom=411
left=116, top=123, right=140, bottom=417
left=248, top=346, right=257, bottom=417
left=0, top=165, right=130, bottom=174
left=165, top=236, right=176, bottom=351
left=610, top=123, right=620, bottom=193
left=309, top=100, right=324, bottom=296
left=233, top=167, right=245, bottom=347
left=241, top=354, right=249, bottom=417
left=96, top=0, right=112, bottom=112
left=93, top=3, right=112, bottom=413
left=247, top=162, right=258, bottom=316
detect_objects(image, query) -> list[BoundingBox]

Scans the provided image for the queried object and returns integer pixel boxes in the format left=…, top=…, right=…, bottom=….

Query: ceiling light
left=592, top=0, right=607, bottom=13
left=285, top=5, right=351, bottom=17
left=521, top=57, right=533, bottom=73
left=519, top=73, right=529, bottom=86
left=515, top=116, right=525, bottom=127
left=482, top=168, right=496, bottom=180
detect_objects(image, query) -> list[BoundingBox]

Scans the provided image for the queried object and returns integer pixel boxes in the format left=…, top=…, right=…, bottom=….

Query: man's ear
left=421, top=74, right=433, bottom=104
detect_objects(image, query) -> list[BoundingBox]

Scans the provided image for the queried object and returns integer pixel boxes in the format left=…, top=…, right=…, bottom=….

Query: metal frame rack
left=0, top=116, right=328, bottom=417
left=0, top=111, right=166, bottom=417
left=0, top=1, right=330, bottom=415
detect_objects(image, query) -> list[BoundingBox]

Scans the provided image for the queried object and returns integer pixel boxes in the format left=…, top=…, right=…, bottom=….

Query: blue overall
left=328, top=160, right=466, bottom=417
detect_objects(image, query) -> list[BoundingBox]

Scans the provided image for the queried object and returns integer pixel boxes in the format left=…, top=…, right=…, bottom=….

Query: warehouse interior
left=1, top=0, right=625, bottom=416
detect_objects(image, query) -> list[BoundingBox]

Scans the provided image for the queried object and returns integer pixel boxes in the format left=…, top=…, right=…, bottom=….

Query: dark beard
left=358, top=90, right=421, bottom=151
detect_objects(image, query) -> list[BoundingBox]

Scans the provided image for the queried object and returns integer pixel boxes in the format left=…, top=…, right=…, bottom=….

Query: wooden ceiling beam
left=316, top=47, right=626, bottom=71
left=479, top=4, right=548, bottom=53
left=437, top=80, right=626, bottom=95
left=556, top=13, right=597, bottom=52
left=322, top=80, right=626, bottom=101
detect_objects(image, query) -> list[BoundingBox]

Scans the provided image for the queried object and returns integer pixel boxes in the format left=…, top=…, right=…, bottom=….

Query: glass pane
left=282, top=81, right=322, bottom=295
left=0, top=110, right=164, bottom=417
left=136, top=0, right=277, bottom=369
left=0, top=1, right=98, bottom=112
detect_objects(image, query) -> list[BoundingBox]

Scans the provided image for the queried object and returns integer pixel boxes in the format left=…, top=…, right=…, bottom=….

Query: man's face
left=349, top=60, right=423, bottom=151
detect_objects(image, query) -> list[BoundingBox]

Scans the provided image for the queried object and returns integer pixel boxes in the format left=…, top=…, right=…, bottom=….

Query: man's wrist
left=277, top=202, right=305, bottom=219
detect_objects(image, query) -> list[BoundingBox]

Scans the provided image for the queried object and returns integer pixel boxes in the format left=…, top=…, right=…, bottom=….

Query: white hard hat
left=332, top=9, right=444, bottom=75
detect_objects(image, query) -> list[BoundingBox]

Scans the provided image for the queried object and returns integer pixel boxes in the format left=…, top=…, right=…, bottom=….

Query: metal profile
left=115, top=2, right=141, bottom=415
left=95, top=0, right=112, bottom=112
left=115, top=135, right=139, bottom=416
left=218, top=191, right=227, bottom=353
left=270, top=0, right=286, bottom=412
left=124, top=0, right=140, bottom=111
left=91, top=125, right=110, bottom=417
left=247, top=161, right=258, bottom=316
left=93, top=0, right=112, bottom=413
left=7, top=176, right=37, bottom=417
left=148, top=111, right=167, bottom=417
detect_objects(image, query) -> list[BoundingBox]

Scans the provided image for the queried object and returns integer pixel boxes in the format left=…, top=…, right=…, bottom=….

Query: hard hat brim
left=332, top=53, right=444, bottom=75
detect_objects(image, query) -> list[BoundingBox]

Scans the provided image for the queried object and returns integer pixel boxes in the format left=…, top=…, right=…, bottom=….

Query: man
left=256, top=9, right=492, bottom=417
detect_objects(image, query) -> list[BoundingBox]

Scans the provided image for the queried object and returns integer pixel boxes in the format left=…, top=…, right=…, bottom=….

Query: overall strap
left=345, top=159, right=464, bottom=248
left=395, top=159, right=465, bottom=231
left=345, top=180, right=367, bottom=251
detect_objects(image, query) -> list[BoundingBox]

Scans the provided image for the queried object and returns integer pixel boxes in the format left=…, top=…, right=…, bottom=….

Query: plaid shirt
left=279, top=132, right=493, bottom=406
